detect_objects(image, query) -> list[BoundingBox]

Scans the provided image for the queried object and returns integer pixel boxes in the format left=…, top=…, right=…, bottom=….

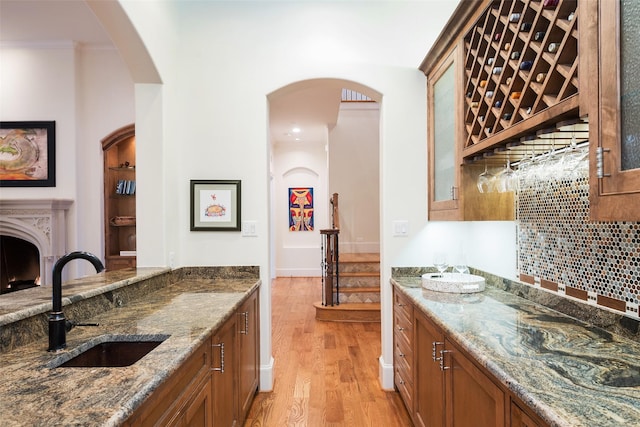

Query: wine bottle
left=480, top=80, right=488, bottom=88
left=502, top=112, right=513, bottom=120
left=519, top=61, right=533, bottom=70
left=534, top=31, right=546, bottom=41
left=509, top=13, right=521, bottom=22
left=494, top=100, right=502, bottom=108
left=494, top=33, right=502, bottom=41
left=492, top=67, right=503, bottom=75
left=510, top=92, right=522, bottom=100
left=520, top=22, right=532, bottom=32
left=535, top=72, right=547, bottom=83
left=511, top=51, right=521, bottom=60
left=543, top=0, right=559, bottom=9
left=548, top=43, right=560, bottom=53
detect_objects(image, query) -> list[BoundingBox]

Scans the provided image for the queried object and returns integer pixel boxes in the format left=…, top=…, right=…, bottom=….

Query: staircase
left=314, top=252, right=380, bottom=322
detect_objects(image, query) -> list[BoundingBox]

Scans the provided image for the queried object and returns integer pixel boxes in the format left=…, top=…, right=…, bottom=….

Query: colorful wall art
left=289, top=187, right=314, bottom=231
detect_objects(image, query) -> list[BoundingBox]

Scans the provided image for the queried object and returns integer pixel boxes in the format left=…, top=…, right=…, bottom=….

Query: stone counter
left=0, top=267, right=260, bottom=426
left=392, top=275, right=640, bottom=427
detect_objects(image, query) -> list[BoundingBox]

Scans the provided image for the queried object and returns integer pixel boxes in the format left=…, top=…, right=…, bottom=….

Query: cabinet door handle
left=238, top=311, right=249, bottom=335
left=399, top=352, right=405, bottom=358
left=212, top=342, right=225, bottom=372
left=397, top=303, right=405, bottom=307
left=432, top=341, right=444, bottom=361
left=397, top=325, right=405, bottom=332
left=440, top=349, right=452, bottom=371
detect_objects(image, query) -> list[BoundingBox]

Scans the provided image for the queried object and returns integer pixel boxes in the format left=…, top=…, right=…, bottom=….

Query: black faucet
left=48, top=251, right=105, bottom=352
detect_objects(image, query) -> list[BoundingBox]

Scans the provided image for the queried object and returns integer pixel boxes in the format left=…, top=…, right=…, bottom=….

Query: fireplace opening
left=0, top=236, right=40, bottom=294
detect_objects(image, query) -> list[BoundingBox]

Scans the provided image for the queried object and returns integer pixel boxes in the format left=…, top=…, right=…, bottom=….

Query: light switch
left=392, top=220, right=409, bottom=236
left=242, top=221, right=257, bottom=237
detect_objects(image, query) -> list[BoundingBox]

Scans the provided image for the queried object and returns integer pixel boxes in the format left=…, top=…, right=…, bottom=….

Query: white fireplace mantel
left=0, top=199, right=73, bottom=286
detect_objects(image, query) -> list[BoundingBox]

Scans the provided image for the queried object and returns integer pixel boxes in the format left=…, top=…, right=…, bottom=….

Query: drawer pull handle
left=238, top=311, right=249, bottom=335
left=397, top=326, right=405, bottom=331
left=440, top=349, right=452, bottom=371
left=399, top=352, right=405, bottom=358
left=432, top=341, right=444, bottom=362
left=212, top=342, right=225, bottom=373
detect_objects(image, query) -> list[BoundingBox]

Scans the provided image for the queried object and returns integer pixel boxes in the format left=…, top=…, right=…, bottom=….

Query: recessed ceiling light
left=292, top=127, right=301, bottom=133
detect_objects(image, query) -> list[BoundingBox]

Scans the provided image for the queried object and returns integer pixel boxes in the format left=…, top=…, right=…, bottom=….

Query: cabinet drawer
left=394, top=310, right=413, bottom=345
left=395, top=334, right=413, bottom=368
left=394, top=291, right=413, bottom=322
left=395, top=364, right=413, bottom=410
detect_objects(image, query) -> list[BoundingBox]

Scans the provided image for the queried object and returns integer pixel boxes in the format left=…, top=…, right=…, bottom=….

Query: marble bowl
left=421, top=272, right=486, bottom=294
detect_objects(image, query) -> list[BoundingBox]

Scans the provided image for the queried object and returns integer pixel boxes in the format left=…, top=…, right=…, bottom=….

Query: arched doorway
left=267, top=78, right=382, bottom=307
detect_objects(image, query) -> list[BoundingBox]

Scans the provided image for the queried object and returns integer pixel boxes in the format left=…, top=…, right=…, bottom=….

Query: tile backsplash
left=517, top=158, right=640, bottom=320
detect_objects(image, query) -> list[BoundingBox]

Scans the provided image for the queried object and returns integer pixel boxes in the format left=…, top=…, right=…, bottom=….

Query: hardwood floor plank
left=244, top=277, right=412, bottom=427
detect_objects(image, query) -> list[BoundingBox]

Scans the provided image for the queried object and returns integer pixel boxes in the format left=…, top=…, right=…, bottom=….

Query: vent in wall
left=341, top=89, right=373, bottom=102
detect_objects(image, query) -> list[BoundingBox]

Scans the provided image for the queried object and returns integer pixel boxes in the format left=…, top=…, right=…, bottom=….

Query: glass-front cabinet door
left=591, top=0, right=640, bottom=221
left=428, top=49, right=462, bottom=220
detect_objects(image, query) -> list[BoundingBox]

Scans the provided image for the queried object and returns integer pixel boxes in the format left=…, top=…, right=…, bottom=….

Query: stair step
left=336, top=286, right=379, bottom=294
left=314, top=301, right=380, bottom=322
left=340, top=271, right=379, bottom=278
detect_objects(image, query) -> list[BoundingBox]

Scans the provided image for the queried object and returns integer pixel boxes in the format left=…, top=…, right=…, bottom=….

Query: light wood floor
left=244, top=277, right=412, bottom=427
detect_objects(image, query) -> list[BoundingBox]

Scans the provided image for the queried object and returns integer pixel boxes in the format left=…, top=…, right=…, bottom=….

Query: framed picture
left=190, top=180, right=241, bottom=231
left=289, top=187, right=314, bottom=231
left=0, top=121, right=56, bottom=187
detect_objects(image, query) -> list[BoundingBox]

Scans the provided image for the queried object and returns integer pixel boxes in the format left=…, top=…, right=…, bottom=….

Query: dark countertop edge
left=391, top=278, right=569, bottom=427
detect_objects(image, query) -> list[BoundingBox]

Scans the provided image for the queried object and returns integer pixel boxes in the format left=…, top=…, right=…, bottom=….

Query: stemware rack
left=462, top=0, right=580, bottom=165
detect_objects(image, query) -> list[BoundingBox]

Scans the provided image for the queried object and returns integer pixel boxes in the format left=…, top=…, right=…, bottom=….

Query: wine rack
left=462, top=0, right=579, bottom=161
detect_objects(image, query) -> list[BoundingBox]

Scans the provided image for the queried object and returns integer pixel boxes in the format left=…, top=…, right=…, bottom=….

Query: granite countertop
left=392, top=276, right=640, bottom=427
left=0, top=269, right=260, bottom=426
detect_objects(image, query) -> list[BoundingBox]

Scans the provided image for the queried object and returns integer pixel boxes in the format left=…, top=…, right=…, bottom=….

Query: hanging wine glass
left=495, top=153, right=516, bottom=193
left=477, top=160, right=495, bottom=193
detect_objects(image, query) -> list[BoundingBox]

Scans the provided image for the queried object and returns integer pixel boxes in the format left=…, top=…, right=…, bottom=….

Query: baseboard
left=259, top=356, right=275, bottom=391
left=378, top=354, right=395, bottom=390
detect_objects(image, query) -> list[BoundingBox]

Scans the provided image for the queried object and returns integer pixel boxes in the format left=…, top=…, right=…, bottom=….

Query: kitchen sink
left=53, top=335, right=169, bottom=368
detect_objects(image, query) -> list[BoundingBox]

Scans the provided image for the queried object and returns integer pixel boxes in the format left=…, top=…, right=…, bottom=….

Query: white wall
left=329, top=102, right=380, bottom=254
left=0, top=44, right=134, bottom=278
left=273, top=137, right=328, bottom=277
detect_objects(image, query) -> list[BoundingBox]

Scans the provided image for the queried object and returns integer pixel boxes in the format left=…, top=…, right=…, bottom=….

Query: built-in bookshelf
left=102, top=125, right=136, bottom=270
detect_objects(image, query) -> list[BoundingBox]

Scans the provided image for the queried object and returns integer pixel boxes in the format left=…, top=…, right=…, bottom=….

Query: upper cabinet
left=589, top=0, right=640, bottom=221
left=102, top=124, right=136, bottom=271
left=422, top=0, right=640, bottom=222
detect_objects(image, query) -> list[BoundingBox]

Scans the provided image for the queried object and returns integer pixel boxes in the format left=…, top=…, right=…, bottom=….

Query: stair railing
left=321, top=193, right=340, bottom=306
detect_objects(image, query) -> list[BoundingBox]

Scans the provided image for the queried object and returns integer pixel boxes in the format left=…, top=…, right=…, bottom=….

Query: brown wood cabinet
left=588, top=0, right=640, bottom=221
left=211, top=313, right=238, bottom=427
left=237, top=289, right=260, bottom=423
left=125, top=338, right=212, bottom=427
left=393, top=286, right=546, bottom=427
left=101, top=124, right=136, bottom=270
left=414, top=308, right=444, bottom=427
left=125, top=287, right=260, bottom=427
left=423, top=0, right=640, bottom=222
left=393, top=290, right=414, bottom=413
